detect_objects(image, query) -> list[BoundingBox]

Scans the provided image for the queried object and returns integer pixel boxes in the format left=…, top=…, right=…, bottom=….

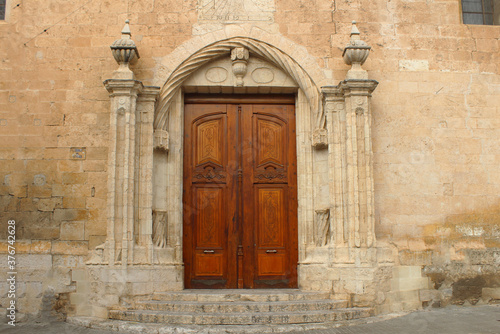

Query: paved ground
left=289, top=305, right=500, bottom=334
left=1, top=305, right=499, bottom=334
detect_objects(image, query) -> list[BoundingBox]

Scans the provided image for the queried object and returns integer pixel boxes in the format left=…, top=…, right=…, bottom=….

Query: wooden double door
left=183, top=94, right=298, bottom=289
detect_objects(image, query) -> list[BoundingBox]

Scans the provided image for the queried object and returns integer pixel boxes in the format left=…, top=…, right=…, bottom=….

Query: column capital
left=138, top=86, right=161, bottom=103
left=103, top=79, right=144, bottom=97
left=321, top=86, right=343, bottom=100
left=321, top=86, right=344, bottom=114
left=339, top=79, right=378, bottom=96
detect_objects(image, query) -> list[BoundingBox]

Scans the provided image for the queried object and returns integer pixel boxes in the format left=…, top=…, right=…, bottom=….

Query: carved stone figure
left=152, top=210, right=168, bottom=248
left=315, top=209, right=331, bottom=246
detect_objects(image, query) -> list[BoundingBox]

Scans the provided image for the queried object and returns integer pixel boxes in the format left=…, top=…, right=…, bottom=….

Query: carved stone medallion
left=205, top=67, right=228, bottom=83
left=252, top=67, right=274, bottom=84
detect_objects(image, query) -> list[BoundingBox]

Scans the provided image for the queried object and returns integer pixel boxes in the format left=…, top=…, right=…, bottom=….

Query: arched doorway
left=151, top=37, right=327, bottom=290
left=182, top=94, right=298, bottom=289
left=94, top=21, right=379, bottom=310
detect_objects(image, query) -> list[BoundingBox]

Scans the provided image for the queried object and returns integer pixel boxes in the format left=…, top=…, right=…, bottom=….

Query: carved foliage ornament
left=231, top=47, right=250, bottom=87
left=194, top=165, right=226, bottom=181
left=255, top=166, right=286, bottom=181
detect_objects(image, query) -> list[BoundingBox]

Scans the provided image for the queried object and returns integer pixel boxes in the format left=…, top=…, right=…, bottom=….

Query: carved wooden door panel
left=241, top=103, right=298, bottom=288
left=183, top=103, right=236, bottom=289
left=183, top=95, right=297, bottom=289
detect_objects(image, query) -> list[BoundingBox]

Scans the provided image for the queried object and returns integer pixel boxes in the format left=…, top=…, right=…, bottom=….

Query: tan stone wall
left=0, top=0, right=499, bottom=319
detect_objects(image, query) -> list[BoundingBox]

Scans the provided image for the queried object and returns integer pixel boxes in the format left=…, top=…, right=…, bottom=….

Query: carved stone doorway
left=183, top=94, right=298, bottom=289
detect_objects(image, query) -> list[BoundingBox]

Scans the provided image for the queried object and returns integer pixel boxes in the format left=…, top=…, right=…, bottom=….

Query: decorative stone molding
left=154, top=38, right=324, bottom=141
left=231, top=47, right=249, bottom=86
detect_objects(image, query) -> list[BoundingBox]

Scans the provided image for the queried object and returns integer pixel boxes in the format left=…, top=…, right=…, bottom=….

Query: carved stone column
left=136, top=86, right=160, bottom=263
left=320, top=21, right=378, bottom=255
left=103, top=21, right=142, bottom=266
left=322, top=86, right=347, bottom=247
left=104, top=79, right=143, bottom=266
left=340, top=21, right=377, bottom=249
left=339, top=79, right=377, bottom=249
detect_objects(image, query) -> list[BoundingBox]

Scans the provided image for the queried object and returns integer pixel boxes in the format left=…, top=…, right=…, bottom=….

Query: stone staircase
left=105, top=289, right=374, bottom=333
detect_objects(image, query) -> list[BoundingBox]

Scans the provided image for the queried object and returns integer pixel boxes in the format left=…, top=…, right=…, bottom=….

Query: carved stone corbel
left=312, top=128, right=328, bottom=149
left=154, top=129, right=169, bottom=152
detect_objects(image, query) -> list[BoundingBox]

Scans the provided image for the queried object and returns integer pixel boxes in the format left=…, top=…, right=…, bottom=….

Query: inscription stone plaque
left=198, top=0, right=275, bottom=22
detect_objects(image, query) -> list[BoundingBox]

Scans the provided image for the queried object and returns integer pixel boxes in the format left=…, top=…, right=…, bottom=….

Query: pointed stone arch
left=153, top=37, right=325, bottom=133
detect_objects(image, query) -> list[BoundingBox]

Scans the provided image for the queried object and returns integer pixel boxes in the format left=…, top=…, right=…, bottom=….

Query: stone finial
left=342, top=21, right=371, bottom=80
left=231, top=47, right=250, bottom=87
left=110, top=20, right=140, bottom=79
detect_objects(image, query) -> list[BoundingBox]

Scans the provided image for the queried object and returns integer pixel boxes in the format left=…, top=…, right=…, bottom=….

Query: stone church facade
left=1, top=0, right=499, bottom=326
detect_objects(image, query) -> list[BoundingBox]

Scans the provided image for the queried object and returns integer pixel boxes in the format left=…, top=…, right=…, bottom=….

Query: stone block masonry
left=0, top=0, right=499, bottom=323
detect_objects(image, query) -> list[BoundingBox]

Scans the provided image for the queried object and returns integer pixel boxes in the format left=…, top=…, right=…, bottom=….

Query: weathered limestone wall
left=362, top=1, right=500, bottom=308
left=0, top=0, right=499, bottom=320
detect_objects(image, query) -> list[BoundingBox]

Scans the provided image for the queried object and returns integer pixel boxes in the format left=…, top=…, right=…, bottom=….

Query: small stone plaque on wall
left=70, top=147, right=86, bottom=160
left=198, top=0, right=275, bottom=22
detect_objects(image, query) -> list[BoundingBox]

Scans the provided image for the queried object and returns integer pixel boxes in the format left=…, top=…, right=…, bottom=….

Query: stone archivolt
left=154, top=37, right=324, bottom=137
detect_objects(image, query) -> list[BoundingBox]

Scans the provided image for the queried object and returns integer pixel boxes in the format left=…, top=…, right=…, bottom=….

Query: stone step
left=152, top=289, right=332, bottom=302
left=70, top=315, right=378, bottom=334
left=135, top=299, right=349, bottom=313
left=108, top=308, right=374, bottom=325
